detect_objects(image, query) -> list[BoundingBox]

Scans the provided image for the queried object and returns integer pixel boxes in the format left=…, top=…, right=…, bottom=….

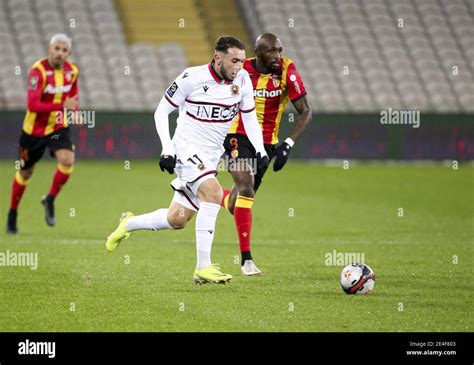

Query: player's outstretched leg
left=193, top=178, right=232, bottom=284
left=105, top=202, right=194, bottom=252
left=105, top=209, right=171, bottom=252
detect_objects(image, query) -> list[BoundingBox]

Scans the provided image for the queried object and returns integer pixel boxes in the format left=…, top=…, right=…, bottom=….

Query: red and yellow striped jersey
left=23, top=58, right=79, bottom=137
left=228, top=57, right=306, bottom=145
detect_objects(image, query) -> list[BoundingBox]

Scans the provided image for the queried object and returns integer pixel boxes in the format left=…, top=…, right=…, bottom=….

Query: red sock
left=49, top=164, right=73, bottom=197
left=221, top=189, right=231, bottom=209
left=10, top=172, right=28, bottom=210
left=234, top=195, right=254, bottom=253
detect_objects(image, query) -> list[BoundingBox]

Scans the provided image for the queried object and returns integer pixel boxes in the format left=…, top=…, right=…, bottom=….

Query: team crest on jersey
left=197, top=163, right=205, bottom=170
left=272, top=76, right=281, bottom=88
left=230, top=84, right=240, bottom=95
left=231, top=149, right=239, bottom=159
left=29, top=76, right=39, bottom=90
left=65, top=71, right=73, bottom=82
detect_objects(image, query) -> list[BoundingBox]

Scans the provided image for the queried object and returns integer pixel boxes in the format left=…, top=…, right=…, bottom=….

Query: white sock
left=125, top=209, right=173, bottom=232
left=195, top=202, right=220, bottom=270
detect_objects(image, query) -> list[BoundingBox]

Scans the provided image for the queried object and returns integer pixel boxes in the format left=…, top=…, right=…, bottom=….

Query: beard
left=269, top=64, right=279, bottom=72
left=52, top=57, right=64, bottom=68
left=220, top=64, right=233, bottom=81
left=267, top=60, right=280, bottom=72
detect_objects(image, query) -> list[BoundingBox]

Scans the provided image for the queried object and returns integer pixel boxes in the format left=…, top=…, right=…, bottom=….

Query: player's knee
left=202, top=191, right=223, bottom=205
left=237, top=184, right=254, bottom=198
left=170, top=219, right=187, bottom=230
left=167, top=210, right=190, bottom=230
left=57, top=151, right=75, bottom=167
left=60, top=157, right=74, bottom=167
left=20, top=168, right=34, bottom=180
left=206, top=187, right=223, bottom=204
left=232, top=172, right=254, bottom=198
left=198, top=179, right=223, bottom=204
left=166, top=206, right=194, bottom=229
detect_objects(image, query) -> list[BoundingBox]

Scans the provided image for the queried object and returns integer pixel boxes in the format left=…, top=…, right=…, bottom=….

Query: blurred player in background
left=106, top=36, right=269, bottom=284
left=222, top=33, right=312, bottom=275
left=6, top=34, right=79, bottom=234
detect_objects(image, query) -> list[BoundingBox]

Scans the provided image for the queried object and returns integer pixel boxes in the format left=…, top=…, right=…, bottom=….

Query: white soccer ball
left=340, top=263, right=375, bottom=294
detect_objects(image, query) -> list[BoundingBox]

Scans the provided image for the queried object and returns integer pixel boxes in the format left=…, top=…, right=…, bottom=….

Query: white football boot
left=241, top=260, right=262, bottom=276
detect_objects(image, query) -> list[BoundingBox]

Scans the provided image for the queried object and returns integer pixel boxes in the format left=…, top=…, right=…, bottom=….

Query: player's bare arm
left=273, top=95, right=312, bottom=172
left=289, top=95, right=312, bottom=143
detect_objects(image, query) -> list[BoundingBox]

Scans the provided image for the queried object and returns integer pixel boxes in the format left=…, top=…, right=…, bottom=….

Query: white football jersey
left=163, top=62, right=255, bottom=152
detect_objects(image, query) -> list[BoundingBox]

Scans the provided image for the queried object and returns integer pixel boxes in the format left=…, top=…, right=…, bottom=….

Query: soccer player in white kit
left=106, top=36, right=269, bottom=284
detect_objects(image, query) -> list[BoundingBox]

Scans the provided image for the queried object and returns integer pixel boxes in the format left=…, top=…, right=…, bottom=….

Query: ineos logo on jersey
left=190, top=103, right=239, bottom=122
left=43, top=84, right=72, bottom=94
left=254, top=89, right=282, bottom=98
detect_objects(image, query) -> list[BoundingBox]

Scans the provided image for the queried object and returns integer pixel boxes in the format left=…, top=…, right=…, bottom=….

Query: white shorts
left=170, top=142, right=221, bottom=212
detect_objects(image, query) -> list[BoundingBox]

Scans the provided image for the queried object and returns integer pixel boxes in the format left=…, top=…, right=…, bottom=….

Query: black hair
left=214, top=36, right=245, bottom=53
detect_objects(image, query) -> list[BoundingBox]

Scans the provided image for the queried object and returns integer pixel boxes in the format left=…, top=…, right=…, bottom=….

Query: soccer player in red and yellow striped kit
left=222, top=33, right=312, bottom=275
left=6, top=34, right=79, bottom=234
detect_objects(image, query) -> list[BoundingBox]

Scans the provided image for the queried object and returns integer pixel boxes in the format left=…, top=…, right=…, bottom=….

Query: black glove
left=256, top=152, right=269, bottom=175
left=273, top=142, right=292, bottom=171
left=159, top=154, right=176, bottom=174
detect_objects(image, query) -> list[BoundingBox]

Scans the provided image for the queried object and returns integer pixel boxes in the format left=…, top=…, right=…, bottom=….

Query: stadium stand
left=238, top=0, right=474, bottom=112
left=0, top=0, right=191, bottom=111
left=196, top=0, right=252, bottom=57
left=0, top=0, right=472, bottom=112
left=115, top=0, right=210, bottom=66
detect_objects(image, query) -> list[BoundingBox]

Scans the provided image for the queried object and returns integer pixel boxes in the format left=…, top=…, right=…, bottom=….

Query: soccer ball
left=340, top=263, right=375, bottom=294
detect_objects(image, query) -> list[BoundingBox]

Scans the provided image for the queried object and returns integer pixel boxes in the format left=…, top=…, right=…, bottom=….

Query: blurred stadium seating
left=0, top=0, right=472, bottom=112
left=116, top=0, right=211, bottom=66
left=0, top=0, right=191, bottom=111
left=239, top=0, right=474, bottom=112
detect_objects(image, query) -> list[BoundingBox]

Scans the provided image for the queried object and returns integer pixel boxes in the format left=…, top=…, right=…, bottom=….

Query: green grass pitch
left=0, top=160, right=472, bottom=331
